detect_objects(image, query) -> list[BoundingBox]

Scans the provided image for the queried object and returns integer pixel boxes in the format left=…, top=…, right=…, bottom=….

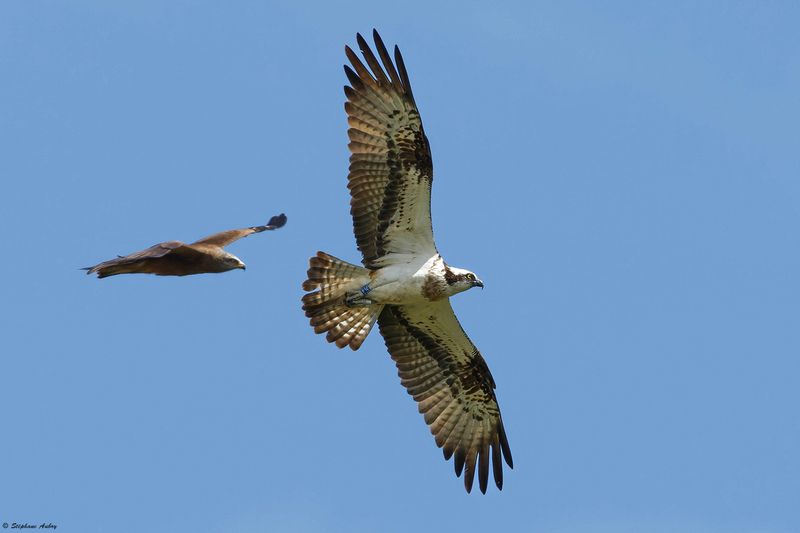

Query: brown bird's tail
left=82, top=259, right=139, bottom=278
left=301, top=251, right=382, bottom=351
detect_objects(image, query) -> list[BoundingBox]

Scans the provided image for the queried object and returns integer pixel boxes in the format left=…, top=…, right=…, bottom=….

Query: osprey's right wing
left=344, top=30, right=437, bottom=268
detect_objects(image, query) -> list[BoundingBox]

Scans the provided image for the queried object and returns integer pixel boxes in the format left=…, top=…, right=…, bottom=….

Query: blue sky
left=2, top=1, right=799, bottom=532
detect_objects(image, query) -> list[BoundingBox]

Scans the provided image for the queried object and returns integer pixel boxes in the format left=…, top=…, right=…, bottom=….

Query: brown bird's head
left=444, top=266, right=484, bottom=296
left=221, top=252, right=246, bottom=271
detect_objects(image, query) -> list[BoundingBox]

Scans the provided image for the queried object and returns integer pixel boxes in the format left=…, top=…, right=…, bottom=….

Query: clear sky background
left=2, top=2, right=799, bottom=532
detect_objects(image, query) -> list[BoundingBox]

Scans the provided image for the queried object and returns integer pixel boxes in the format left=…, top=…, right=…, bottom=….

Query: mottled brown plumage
left=301, top=31, right=512, bottom=494
left=379, top=303, right=512, bottom=493
left=84, top=213, right=286, bottom=278
left=344, top=31, right=435, bottom=268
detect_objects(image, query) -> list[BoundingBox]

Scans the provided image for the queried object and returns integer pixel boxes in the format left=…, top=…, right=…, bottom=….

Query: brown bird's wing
left=345, top=31, right=436, bottom=268
left=377, top=301, right=513, bottom=493
left=191, top=213, right=287, bottom=248
left=83, top=241, right=209, bottom=278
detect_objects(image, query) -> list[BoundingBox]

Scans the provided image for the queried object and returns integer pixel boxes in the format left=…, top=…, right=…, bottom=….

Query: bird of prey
left=84, top=213, right=286, bottom=278
left=301, top=31, right=512, bottom=493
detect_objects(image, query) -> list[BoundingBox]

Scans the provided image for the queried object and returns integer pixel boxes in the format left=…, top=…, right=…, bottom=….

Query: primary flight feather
left=301, top=31, right=512, bottom=494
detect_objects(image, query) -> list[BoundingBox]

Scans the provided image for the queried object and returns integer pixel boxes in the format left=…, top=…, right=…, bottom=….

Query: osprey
left=84, top=213, right=286, bottom=278
left=302, top=31, right=512, bottom=493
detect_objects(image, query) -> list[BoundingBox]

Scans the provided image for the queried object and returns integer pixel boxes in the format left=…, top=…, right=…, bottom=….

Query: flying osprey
left=84, top=213, right=286, bottom=278
left=302, top=31, right=512, bottom=493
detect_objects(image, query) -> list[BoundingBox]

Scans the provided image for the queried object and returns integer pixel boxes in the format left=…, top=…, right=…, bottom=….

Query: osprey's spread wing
left=345, top=31, right=435, bottom=268
left=378, top=301, right=513, bottom=493
left=83, top=241, right=209, bottom=278
left=192, top=213, right=287, bottom=247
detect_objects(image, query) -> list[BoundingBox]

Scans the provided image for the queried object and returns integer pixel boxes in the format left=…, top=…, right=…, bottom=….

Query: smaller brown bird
left=84, top=213, right=286, bottom=278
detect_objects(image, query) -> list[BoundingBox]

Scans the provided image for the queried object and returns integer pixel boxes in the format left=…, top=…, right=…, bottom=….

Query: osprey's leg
left=345, top=283, right=374, bottom=307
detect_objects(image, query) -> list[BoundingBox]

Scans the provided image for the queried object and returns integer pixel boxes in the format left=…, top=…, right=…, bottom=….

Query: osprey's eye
left=466, top=273, right=475, bottom=281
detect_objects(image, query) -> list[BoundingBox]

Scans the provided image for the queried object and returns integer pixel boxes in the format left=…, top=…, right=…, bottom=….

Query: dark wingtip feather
left=266, top=213, right=287, bottom=229
left=343, top=65, right=363, bottom=90
left=370, top=29, right=402, bottom=88
left=356, top=31, right=389, bottom=85
left=454, top=449, right=466, bottom=478
left=356, top=32, right=368, bottom=51
left=499, top=422, right=513, bottom=469
left=393, top=44, right=416, bottom=104
left=464, top=452, right=478, bottom=494
left=492, top=437, right=504, bottom=490
left=344, top=44, right=357, bottom=62
left=464, top=465, right=475, bottom=494
left=478, top=443, right=490, bottom=494
left=372, top=28, right=386, bottom=52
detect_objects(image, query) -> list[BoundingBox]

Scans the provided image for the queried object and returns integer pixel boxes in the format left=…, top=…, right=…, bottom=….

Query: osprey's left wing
left=377, top=301, right=513, bottom=493
left=344, top=31, right=436, bottom=268
left=192, top=213, right=287, bottom=247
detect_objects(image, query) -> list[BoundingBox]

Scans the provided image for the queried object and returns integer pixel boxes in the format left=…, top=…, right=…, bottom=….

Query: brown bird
left=84, top=213, right=286, bottom=278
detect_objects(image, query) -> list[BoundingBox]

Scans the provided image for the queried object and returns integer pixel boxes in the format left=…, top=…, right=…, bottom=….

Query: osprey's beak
left=473, top=279, right=484, bottom=289
left=239, top=264, right=246, bottom=271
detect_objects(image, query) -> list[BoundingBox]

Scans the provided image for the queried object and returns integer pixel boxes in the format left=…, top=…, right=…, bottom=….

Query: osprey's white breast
left=367, top=253, right=446, bottom=304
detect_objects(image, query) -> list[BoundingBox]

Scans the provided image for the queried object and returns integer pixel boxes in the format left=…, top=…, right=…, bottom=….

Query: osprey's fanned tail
left=301, top=251, right=382, bottom=350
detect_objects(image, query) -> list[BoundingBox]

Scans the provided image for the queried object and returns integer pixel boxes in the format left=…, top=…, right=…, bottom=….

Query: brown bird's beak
left=473, top=279, right=484, bottom=289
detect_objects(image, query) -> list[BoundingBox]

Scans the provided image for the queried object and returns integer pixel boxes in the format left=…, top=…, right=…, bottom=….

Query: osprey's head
left=221, top=253, right=246, bottom=271
left=444, top=266, right=484, bottom=296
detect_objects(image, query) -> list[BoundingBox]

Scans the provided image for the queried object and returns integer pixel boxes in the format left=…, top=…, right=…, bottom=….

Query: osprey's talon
left=345, top=290, right=374, bottom=307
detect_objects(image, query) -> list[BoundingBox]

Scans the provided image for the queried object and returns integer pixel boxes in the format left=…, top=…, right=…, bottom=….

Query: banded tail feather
left=301, top=251, right=383, bottom=350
